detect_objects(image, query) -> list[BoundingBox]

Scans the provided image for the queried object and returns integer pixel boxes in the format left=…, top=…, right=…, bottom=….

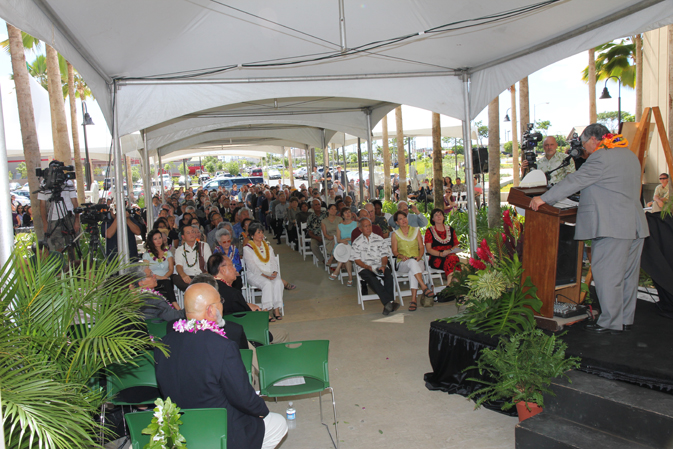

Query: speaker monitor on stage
left=472, top=147, right=489, bottom=174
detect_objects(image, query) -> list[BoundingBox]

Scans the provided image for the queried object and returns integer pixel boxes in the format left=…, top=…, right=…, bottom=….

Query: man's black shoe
left=383, top=302, right=394, bottom=315
left=623, top=324, right=633, bottom=331
left=584, top=323, right=621, bottom=334
left=392, top=302, right=401, bottom=312
left=360, top=281, right=368, bottom=295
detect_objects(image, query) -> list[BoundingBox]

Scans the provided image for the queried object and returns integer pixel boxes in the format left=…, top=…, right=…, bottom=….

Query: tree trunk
left=519, top=77, right=530, bottom=136
left=635, top=34, right=643, bottom=122
left=589, top=49, right=597, bottom=123
left=287, top=147, right=294, bottom=189
left=510, top=85, right=520, bottom=186
left=67, top=62, right=85, bottom=204
left=668, top=25, right=673, bottom=151
left=396, top=106, right=406, bottom=202
left=382, top=115, right=391, bottom=201
left=432, top=112, right=443, bottom=207
left=488, top=97, right=501, bottom=228
left=46, top=44, right=72, bottom=165
left=7, top=24, right=44, bottom=239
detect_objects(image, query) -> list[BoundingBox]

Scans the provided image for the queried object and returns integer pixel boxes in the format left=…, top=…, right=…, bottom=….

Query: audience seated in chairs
left=352, top=217, right=399, bottom=315
left=321, top=203, right=342, bottom=269
left=154, top=282, right=288, bottom=449
left=330, top=207, right=357, bottom=286
left=306, top=199, right=327, bottom=265
left=391, top=210, right=435, bottom=312
left=387, top=200, right=429, bottom=230
left=171, top=225, right=212, bottom=291
left=212, top=228, right=243, bottom=290
left=351, top=209, right=383, bottom=242
left=243, top=221, right=287, bottom=322
left=424, top=208, right=461, bottom=280
left=142, top=229, right=178, bottom=309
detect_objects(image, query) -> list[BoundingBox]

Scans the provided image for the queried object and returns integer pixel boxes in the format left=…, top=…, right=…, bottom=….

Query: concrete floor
left=263, top=236, right=517, bottom=449
left=110, top=233, right=517, bottom=449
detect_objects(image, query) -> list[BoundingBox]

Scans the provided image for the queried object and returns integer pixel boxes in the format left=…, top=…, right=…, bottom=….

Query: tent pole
left=461, top=73, right=478, bottom=258
left=142, top=130, right=154, bottom=227
left=157, top=151, right=164, bottom=203
left=112, top=81, right=130, bottom=266
left=305, top=145, right=310, bottom=189
left=0, top=84, right=14, bottom=267
left=366, top=109, right=375, bottom=201
left=342, top=144, right=348, bottom=195
left=321, top=129, right=328, bottom=198
left=357, top=138, right=364, bottom=206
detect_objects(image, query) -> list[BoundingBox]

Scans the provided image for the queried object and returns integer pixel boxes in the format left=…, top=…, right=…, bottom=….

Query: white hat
left=333, top=243, right=352, bottom=263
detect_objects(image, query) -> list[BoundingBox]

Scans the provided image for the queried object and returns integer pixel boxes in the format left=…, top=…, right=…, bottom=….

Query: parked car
left=293, top=167, right=307, bottom=179
left=203, top=176, right=260, bottom=191
left=268, top=169, right=282, bottom=180
left=8, top=182, right=21, bottom=191
left=199, top=173, right=211, bottom=184
left=250, top=168, right=263, bottom=177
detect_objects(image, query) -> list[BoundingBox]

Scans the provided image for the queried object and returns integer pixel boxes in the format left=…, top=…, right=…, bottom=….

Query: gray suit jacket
left=540, top=147, right=648, bottom=241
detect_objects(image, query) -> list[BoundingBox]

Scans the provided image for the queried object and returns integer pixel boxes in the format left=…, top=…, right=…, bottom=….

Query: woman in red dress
left=424, top=208, right=461, bottom=279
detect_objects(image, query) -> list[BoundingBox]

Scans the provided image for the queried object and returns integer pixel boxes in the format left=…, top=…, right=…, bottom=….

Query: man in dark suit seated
left=155, top=283, right=288, bottom=449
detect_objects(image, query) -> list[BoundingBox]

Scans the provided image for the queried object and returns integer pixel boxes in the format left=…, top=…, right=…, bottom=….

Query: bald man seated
left=154, top=283, right=288, bottom=449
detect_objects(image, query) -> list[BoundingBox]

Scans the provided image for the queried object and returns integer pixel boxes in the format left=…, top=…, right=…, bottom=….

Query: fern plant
left=466, top=329, right=581, bottom=411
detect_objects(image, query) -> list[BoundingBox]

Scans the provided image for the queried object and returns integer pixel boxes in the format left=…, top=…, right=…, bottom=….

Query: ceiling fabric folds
left=1, top=0, right=672, bottom=141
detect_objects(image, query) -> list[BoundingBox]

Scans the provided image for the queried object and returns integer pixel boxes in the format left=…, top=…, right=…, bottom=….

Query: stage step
left=515, top=413, right=652, bottom=449
left=516, top=370, right=673, bottom=448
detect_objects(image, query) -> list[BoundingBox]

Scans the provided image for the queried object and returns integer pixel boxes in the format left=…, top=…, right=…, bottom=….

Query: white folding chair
left=320, top=230, right=340, bottom=274
left=391, top=257, right=414, bottom=304
left=299, top=222, right=312, bottom=261
left=423, top=253, right=447, bottom=293
left=239, top=259, right=255, bottom=305
left=355, top=268, right=386, bottom=310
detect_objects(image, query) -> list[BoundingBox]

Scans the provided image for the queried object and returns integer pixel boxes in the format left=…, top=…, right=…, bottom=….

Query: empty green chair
left=125, top=408, right=227, bottom=449
left=223, top=311, right=270, bottom=346
left=256, top=340, right=338, bottom=448
left=145, top=319, right=168, bottom=339
left=240, top=348, right=253, bottom=384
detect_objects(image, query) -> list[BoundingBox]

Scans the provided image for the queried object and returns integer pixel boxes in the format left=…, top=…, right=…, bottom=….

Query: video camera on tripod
left=521, top=123, right=544, bottom=170
left=75, top=203, right=109, bottom=226
left=36, top=160, right=76, bottom=192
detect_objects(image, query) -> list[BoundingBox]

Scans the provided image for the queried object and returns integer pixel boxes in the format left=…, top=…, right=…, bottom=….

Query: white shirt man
left=173, top=226, right=212, bottom=291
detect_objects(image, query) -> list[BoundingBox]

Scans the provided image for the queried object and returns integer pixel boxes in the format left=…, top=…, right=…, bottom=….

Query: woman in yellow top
left=391, top=210, right=434, bottom=311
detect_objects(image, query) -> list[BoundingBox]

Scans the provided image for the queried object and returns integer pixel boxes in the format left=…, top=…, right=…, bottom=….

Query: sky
left=0, top=19, right=635, bottom=152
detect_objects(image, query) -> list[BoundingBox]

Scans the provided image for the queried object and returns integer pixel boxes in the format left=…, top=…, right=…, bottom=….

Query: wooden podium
left=507, top=187, right=584, bottom=318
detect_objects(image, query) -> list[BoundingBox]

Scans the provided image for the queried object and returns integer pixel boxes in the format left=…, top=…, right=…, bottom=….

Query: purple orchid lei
left=173, top=319, right=227, bottom=339
left=140, top=288, right=176, bottom=309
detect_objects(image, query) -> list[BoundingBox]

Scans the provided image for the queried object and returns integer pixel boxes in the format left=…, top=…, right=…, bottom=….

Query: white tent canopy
left=2, top=0, right=672, bottom=136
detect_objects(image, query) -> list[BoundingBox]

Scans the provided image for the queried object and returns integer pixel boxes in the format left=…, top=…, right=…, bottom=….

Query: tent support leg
left=322, top=129, right=328, bottom=197
left=112, top=81, right=130, bottom=266
left=142, top=131, right=154, bottom=226
left=357, top=138, right=364, bottom=206
left=366, top=109, right=375, bottom=200
left=461, top=73, right=478, bottom=258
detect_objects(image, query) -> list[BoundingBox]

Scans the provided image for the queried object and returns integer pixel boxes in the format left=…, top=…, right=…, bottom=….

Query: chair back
left=223, top=311, right=270, bottom=345
left=126, top=408, right=227, bottom=449
left=257, top=340, right=330, bottom=397
left=145, top=319, right=168, bottom=339
left=240, top=348, right=253, bottom=384
left=106, top=351, right=159, bottom=405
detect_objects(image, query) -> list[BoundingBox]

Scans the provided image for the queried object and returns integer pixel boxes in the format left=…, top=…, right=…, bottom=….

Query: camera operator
left=103, top=204, right=141, bottom=262
left=38, top=172, right=79, bottom=253
left=521, top=136, right=575, bottom=185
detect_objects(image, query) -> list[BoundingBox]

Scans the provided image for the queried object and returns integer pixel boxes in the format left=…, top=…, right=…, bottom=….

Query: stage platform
left=424, top=299, right=673, bottom=410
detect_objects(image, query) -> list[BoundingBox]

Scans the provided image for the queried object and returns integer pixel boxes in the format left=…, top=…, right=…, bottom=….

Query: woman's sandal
left=269, top=315, right=277, bottom=323
left=409, top=301, right=418, bottom=311
left=423, top=288, right=436, bottom=298
left=346, top=280, right=353, bottom=287
left=329, top=273, right=338, bottom=281
left=284, top=283, right=297, bottom=290
left=274, top=312, right=283, bottom=321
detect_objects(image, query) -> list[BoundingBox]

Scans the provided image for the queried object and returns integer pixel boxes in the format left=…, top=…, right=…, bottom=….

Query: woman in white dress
left=243, top=221, right=285, bottom=322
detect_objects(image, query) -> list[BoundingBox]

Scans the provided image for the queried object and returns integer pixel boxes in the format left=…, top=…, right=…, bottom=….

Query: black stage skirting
left=425, top=299, right=673, bottom=408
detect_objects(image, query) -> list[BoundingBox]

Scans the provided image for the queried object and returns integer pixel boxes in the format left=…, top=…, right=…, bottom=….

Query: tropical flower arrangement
left=142, top=397, right=187, bottom=449
left=173, top=319, right=228, bottom=339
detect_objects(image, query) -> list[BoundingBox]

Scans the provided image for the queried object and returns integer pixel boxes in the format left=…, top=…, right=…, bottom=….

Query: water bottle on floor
left=286, top=401, right=296, bottom=429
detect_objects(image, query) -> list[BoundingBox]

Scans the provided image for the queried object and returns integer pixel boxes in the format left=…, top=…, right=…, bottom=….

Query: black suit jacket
left=217, top=280, right=253, bottom=315
left=155, top=330, right=268, bottom=449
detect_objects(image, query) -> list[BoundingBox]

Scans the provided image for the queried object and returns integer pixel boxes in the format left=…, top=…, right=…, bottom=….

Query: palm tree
left=395, top=106, right=407, bottom=202
left=46, top=44, right=72, bottom=165
left=432, top=112, right=443, bottom=208
left=382, top=115, right=391, bottom=201
left=5, top=24, right=45, bottom=239
left=582, top=36, right=643, bottom=120
left=0, top=253, right=164, bottom=448
left=488, top=97, right=500, bottom=228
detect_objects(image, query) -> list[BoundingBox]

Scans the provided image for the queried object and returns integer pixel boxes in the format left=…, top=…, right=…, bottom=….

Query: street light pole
left=599, top=76, right=622, bottom=128
left=81, top=101, right=94, bottom=188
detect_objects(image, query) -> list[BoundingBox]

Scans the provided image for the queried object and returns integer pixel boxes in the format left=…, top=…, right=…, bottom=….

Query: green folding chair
left=126, top=408, right=227, bottom=449
left=256, top=340, right=338, bottom=448
left=102, top=351, right=160, bottom=441
left=240, top=348, right=254, bottom=384
left=145, top=319, right=168, bottom=339
left=223, top=311, right=270, bottom=346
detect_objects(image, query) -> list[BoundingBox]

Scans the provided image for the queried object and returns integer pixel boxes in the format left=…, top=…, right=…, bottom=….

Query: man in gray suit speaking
left=530, top=123, right=649, bottom=334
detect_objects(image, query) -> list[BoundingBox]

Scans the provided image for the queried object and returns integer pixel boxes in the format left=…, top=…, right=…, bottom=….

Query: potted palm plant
left=0, top=252, right=165, bottom=448
left=466, top=329, right=581, bottom=421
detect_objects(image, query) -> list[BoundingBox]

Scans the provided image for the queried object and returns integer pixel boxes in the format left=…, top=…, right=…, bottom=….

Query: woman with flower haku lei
left=424, top=208, right=461, bottom=281
left=242, top=221, right=285, bottom=321
left=391, top=210, right=434, bottom=312
left=143, top=229, right=179, bottom=309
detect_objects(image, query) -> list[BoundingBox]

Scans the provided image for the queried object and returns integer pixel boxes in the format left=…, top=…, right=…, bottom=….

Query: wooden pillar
left=432, top=112, right=443, bottom=207
left=396, top=106, right=406, bottom=202
left=382, top=115, right=391, bottom=201
left=287, top=147, right=294, bottom=188
left=589, top=49, right=597, bottom=123
left=510, top=85, right=520, bottom=186
left=488, top=97, right=500, bottom=228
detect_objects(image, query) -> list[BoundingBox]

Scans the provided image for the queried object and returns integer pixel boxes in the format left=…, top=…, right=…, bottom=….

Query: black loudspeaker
left=556, top=224, right=579, bottom=286
left=472, top=147, right=489, bottom=174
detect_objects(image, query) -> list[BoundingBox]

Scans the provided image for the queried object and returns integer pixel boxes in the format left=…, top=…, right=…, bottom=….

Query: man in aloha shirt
left=306, top=198, right=327, bottom=263
left=525, top=136, right=576, bottom=186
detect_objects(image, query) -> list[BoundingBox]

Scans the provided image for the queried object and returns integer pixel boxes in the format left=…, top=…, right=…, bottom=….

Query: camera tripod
left=44, top=192, right=82, bottom=260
